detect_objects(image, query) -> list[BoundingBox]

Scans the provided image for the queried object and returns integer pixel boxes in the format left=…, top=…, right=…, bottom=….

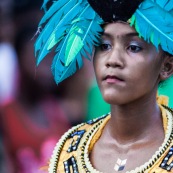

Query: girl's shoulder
left=48, top=113, right=110, bottom=173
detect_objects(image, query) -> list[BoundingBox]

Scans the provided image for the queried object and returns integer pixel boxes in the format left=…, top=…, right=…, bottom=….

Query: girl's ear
left=160, top=54, right=173, bottom=81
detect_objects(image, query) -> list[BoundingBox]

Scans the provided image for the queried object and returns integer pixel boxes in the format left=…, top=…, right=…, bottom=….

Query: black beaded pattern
left=49, top=114, right=109, bottom=173
left=49, top=123, right=85, bottom=173
left=67, top=130, right=86, bottom=152
left=87, top=113, right=109, bottom=125
left=63, top=156, right=79, bottom=173
left=162, top=105, right=173, bottom=114
left=80, top=119, right=103, bottom=172
left=160, top=146, right=173, bottom=171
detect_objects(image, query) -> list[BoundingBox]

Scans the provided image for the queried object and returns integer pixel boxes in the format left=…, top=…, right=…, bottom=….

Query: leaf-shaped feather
left=41, top=0, right=49, bottom=12
left=57, top=8, right=102, bottom=83
left=64, top=4, right=91, bottom=66
left=35, top=0, right=83, bottom=66
left=154, top=0, right=173, bottom=11
left=50, top=5, right=89, bottom=81
left=52, top=33, right=72, bottom=81
left=54, top=54, right=83, bottom=84
left=40, top=0, right=69, bottom=25
left=35, top=0, right=75, bottom=57
left=65, top=28, right=84, bottom=66
left=130, top=0, right=173, bottom=55
left=35, top=0, right=103, bottom=84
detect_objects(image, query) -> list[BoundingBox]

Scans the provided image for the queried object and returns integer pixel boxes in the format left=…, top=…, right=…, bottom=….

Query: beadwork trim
left=77, top=118, right=106, bottom=173
left=82, top=121, right=104, bottom=172
left=48, top=123, right=85, bottom=173
left=81, top=107, right=173, bottom=173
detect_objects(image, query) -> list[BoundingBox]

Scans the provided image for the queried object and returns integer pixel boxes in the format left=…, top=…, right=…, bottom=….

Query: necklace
left=114, top=158, right=127, bottom=171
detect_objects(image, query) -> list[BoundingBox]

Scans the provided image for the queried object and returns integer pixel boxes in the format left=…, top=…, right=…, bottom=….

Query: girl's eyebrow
left=102, top=32, right=139, bottom=39
left=124, top=32, right=139, bottom=38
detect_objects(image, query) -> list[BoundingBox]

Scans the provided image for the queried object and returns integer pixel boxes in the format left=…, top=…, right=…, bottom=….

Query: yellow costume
left=47, top=97, right=173, bottom=173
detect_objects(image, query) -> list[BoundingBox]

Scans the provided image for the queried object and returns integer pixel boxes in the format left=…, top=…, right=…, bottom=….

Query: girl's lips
left=104, top=75, right=124, bottom=84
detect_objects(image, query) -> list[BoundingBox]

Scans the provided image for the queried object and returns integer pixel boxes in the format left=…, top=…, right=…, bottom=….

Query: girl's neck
left=107, top=95, right=164, bottom=145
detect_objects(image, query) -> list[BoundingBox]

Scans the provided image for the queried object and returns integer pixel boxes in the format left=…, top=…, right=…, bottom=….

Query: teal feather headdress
left=35, top=0, right=103, bottom=84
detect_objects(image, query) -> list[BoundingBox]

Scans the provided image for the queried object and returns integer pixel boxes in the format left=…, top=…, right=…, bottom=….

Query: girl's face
left=93, top=22, right=163, bottom=105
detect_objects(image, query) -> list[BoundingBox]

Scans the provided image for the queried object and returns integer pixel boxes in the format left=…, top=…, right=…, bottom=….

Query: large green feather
left=52, top=7, right=102, bottom=83
left=35, top=0, right=103, bottom=84
left=50, top=3, right=90, bottom=82
left=65, top=28, right=84, bottom=66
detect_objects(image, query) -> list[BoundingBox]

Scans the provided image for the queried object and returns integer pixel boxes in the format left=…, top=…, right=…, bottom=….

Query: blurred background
left=0, top=0, right=110, bottom=172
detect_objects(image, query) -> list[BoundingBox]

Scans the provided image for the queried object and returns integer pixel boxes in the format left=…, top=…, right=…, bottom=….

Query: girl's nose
left=106, top=48, right=124, bottom=68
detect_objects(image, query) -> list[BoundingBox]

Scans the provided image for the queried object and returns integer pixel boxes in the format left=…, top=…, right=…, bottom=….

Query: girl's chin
left=103, top=96, right=122, bottom=105
left=102, top=93, right=133, bottom=106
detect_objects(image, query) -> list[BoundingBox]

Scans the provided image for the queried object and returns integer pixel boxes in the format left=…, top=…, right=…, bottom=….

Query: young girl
left=35, top=0, right=173, bottom=172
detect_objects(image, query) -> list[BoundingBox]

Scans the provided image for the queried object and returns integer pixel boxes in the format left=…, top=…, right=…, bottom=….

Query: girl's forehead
left=103, top=22, right=139, bottom=39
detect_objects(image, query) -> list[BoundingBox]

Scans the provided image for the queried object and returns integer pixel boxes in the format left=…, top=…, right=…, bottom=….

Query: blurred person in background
left=0, top=1, right=93, bottom=173
left=0, top=1, right=70, bottom=172
left=0, top=44, right=19, bottom=106
left=0, top=0, right=18, bottom=172
left=0, top=0, right=19, bottom=106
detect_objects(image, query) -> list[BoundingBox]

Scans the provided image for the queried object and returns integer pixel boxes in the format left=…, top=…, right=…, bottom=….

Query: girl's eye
left=127, top=45, right=142, bottom=53
left=100, top=43, right=112, bottom=51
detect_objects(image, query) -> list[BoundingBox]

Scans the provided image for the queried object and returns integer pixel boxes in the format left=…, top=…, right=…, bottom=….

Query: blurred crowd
left=0, top=0, right=110, bottom=173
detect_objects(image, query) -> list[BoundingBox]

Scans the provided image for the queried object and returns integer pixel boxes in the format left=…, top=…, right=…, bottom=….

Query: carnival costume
left=48, top=100, right=173, bottom=173
left=35, top=0, right=173, bottom=172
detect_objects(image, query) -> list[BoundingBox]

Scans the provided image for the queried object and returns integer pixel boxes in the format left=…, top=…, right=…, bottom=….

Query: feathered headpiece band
left=35, top=0, right=173, bottom=107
